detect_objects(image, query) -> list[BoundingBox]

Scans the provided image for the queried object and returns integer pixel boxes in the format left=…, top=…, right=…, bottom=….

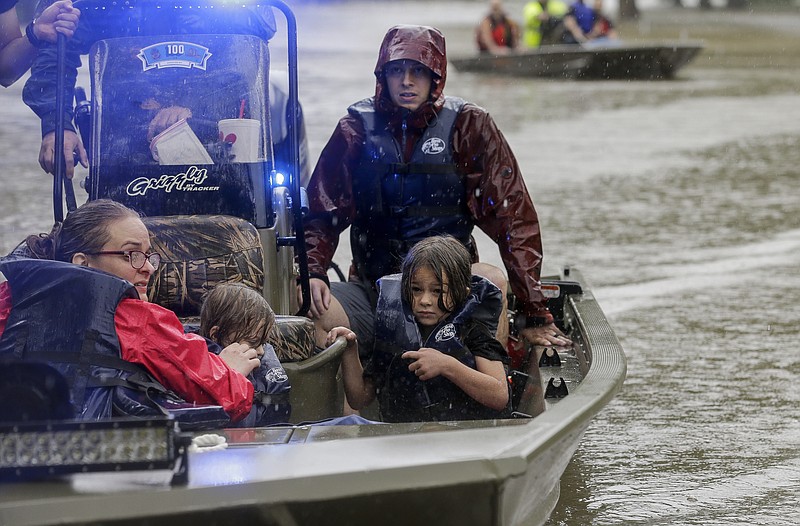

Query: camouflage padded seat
left=144, top=215, right=264, bottom=317
left=144, top=215, right=314, bottom=362
left=269, top=316, right=315, bottom=362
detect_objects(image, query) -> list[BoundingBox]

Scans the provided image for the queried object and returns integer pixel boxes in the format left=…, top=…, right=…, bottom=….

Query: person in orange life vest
left=476, top=0, right=519, bottom=55
left=0, top=0, right=79, bottom=87
left=0, top=199, right=259, bottom=421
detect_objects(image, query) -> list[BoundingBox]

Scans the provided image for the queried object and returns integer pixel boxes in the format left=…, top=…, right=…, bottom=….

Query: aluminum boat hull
left=0, top=269, right=626, bottom=526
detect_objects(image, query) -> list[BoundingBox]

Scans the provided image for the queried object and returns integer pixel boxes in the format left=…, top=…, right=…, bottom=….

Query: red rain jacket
left=305, top=25, right=552, bottom=323
left=0, top=281, right=253, bottom=421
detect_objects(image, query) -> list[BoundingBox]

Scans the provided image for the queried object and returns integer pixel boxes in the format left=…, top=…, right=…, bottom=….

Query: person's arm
left=301, top=116, right=362, bottom=315
left=0, top=281, right=11, bottom=338
left=114, top=299, right=255, bottom=422
left=456, top=106, right=548, bottom=321
left=146, top=105, right=192, bottom=142
left=329, top=327, right=375, bottom=410
left=509, top=19, right=521, bottom=49
left=305, top=116, right=362, bottom=275
left=401, top=348, right=509, bottom=411
left=0, top=6, right=32, bottom=87
left=22, top=1, right=88, bottom=178
left=477, top=18, right=507, bottom=55
left=455, top=105, right=570, bottom=347
left=562, top=13, right=587, bottom=43
left=0, top=0, right=79, bottom=87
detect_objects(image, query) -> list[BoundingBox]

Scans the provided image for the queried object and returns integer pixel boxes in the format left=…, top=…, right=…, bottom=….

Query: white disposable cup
left=218, top=118, right=261, bottom=162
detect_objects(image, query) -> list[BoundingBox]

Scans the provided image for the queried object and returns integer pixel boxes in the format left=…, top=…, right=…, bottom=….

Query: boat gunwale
left=0, top=276, right=626, bottom=526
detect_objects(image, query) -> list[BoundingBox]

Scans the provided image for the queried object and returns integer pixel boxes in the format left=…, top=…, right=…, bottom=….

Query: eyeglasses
left=86, top=250, right=161, bottom=270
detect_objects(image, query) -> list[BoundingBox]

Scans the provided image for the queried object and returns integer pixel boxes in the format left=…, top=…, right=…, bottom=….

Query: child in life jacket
left=329, top=236, right=511, bottom=423
left=199, top=283, right=291, bottom=426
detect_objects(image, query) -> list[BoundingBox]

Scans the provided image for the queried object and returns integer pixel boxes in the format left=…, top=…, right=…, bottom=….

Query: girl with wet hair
left=329, top=235, right=511, bottom=423
left=400, top=236, right=472, bottom=319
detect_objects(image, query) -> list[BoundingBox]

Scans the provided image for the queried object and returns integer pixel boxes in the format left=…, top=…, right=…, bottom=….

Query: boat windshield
left=87, top=34, right=274, bottom=225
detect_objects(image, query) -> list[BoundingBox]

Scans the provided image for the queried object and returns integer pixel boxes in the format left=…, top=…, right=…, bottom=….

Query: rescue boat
left=450, top=41, right=704, bottom=80
left=0, top=2, right=626, bottom=524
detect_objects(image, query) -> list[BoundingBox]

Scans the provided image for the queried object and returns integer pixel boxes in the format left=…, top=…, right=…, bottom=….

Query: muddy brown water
left=1, top=2, right=799, bottom=524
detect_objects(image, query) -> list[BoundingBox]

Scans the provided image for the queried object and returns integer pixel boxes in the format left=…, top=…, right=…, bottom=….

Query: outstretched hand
left=519, top=323, right=572, bottom=348
left=38, top=130, right=87, bottom=180
left=326, top=326, right=356, bottom=349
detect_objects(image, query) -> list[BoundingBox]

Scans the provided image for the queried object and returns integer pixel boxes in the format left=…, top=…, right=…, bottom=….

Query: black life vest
left=348, top=97, right=474, bottom=287
left=201, top=337, right=292, bottom=427
left=0, top=259, right=228, bottom=428
left=372, top=274, right=509, bottom=422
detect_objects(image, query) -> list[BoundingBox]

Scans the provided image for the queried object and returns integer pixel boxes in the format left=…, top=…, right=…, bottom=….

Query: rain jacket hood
left=374, top=25, right=448, bottom=119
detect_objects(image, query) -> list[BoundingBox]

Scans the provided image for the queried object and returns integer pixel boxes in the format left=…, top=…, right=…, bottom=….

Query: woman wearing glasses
left=0, top=199, right=260, bottom=423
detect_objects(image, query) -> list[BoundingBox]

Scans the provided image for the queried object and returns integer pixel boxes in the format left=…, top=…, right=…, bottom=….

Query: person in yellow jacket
left=522, top=0, right=569, bottom=47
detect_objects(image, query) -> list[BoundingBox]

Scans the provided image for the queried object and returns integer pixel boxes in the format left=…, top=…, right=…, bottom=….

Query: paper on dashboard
left=150, top=119, right=214, bottom=165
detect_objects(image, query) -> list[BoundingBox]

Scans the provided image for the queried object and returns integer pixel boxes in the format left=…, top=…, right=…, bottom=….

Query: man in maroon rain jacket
left=302, top=25, right=569, bottom=354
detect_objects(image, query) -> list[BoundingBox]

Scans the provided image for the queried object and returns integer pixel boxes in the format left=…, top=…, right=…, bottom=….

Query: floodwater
left=2, top=1, right=800, bottom=524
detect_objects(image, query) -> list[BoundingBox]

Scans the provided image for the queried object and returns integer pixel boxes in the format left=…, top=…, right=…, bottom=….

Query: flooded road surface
left=2, top=2, right=799, bottom=524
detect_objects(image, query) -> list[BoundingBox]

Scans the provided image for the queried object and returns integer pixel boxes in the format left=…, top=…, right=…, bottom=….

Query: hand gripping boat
left=0, top=2, right=626, bottom=525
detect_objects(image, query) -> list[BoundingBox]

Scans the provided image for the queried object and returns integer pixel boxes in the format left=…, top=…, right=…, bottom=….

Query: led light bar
left=0, top=417, right=189, bottom=483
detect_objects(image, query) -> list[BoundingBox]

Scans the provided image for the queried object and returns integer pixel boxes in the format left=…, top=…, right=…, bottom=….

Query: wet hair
left=400, top=236, right=472, bottom=314
left=199, top=283, right=275, bottom=348
left=25, top=199, right=141, bottom=263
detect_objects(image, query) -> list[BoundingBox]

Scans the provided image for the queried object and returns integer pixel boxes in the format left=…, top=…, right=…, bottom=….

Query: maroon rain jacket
left=304, top=25, right=553, bottom=324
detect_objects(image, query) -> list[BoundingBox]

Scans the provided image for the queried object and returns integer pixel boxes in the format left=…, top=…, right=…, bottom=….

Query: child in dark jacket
left=329, top=236, right=511, bottom=423
left=200, top=282, right=291, bottom=426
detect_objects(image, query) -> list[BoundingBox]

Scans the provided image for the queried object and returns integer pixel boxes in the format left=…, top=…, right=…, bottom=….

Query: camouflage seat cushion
left=268, top=315, right=315, bottom=362
left=144, top=215, right=264, bottom=317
